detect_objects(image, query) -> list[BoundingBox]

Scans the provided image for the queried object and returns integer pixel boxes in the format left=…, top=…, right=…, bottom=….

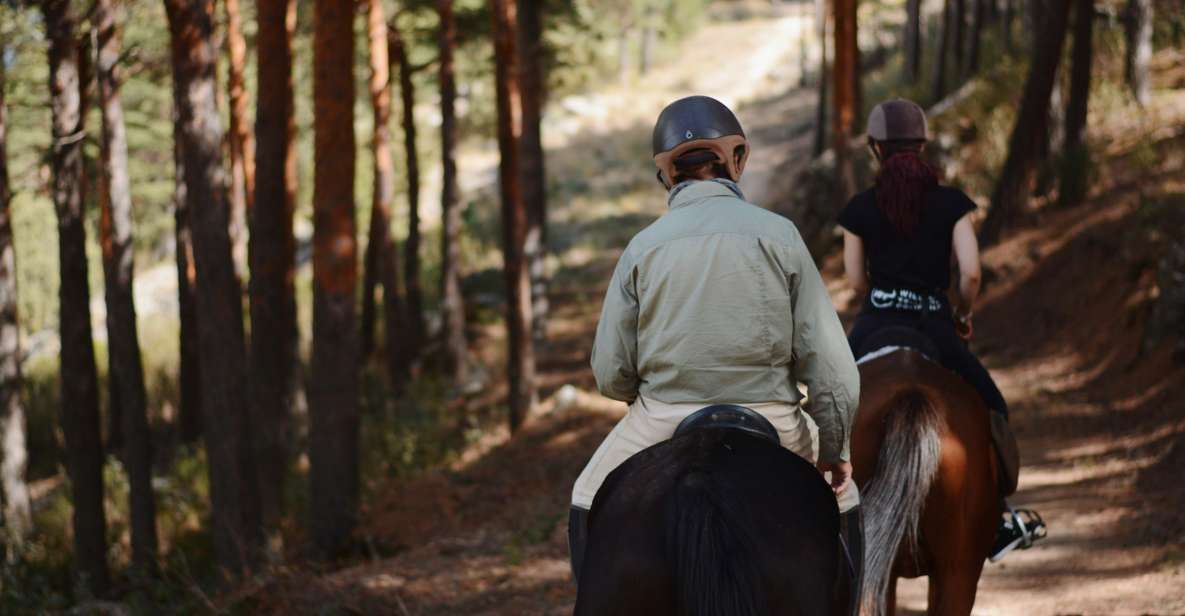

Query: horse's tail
left=861, top=388, right=945, bottom=616
left=668, top=469, right=764, bottom=616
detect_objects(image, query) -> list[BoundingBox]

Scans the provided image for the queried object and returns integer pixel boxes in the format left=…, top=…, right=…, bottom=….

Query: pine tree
left=309, top=0, right=361, bottom=556
left=437, top=0, right=468, bottom=384
left=491, top=0, right=537, bottom=430
left=164, top=0, right=262, bottom=577
left=94, top=0, right=158, bottom=574
left=42, top=0, right=110, bottom=592
left=0, top=39, right=34, bottom=553
left=250, top=0, right=298, bottom=536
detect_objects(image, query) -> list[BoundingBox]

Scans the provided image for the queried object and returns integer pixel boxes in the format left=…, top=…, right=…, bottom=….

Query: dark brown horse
left=574, top=412, right=848, bottom=616
left=851, top=348, right=999, bottom=616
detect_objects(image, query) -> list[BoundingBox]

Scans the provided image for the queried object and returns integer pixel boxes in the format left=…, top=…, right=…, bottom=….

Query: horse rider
left=839, top=98, right=1047, bottom=562
left=569, top=95, right=864, bottom=606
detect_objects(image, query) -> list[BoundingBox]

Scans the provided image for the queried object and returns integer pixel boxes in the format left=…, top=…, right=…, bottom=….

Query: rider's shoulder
left=932, top=184, right=979, bottom=214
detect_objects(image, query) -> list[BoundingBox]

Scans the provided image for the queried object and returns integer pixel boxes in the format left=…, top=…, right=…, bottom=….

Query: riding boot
left=568, top=506, right=589, bottom=585
left=839, top=506, right=864, bottom=616
left=989, top=411, right=1020, bottom=496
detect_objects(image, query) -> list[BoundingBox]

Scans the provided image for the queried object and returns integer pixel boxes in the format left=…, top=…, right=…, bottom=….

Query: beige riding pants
left=571, top=396, right=860, bottom=513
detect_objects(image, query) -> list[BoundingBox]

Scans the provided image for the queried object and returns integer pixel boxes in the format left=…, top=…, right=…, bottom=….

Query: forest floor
left=256, top=8, right=1185, bottom=616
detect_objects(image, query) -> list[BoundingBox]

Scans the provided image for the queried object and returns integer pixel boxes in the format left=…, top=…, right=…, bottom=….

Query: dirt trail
left=262, top=12, right=1185, bottom=616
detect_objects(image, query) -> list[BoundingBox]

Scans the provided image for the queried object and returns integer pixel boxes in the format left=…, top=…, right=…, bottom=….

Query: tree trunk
left=310, top=0, right=360, bottom=557
left=94, top=0, right=158, bottom=575
left=1059, top=0, right=1094, bottom=207
left=812, top=0, right=828, bottom=157
left=360, top=0, right=408, bottom=388
left=392, top=26, right=425, bottom=370
left=42, top=0, right=110, bottom=594
left=981, top=0, right=1072, bottom=244
left=224, top=0, right=254, bottom=280
left=1002, top=0, right=1014, bottom=53
left=250, top=0, right=297, bottom=537
left=639, top=3, right=656, bottom=75
left=164, top=0, right=261, bottom=578
left=437, top=0, right=468, bottom=384
left=904, top=0, right=922, bottom=84
left=358, top=17, right=407, bottom=376
left=491, top=0, right=536, bottom=432
left=966, top=0, right=986, bottom=77
left=0, top=45, right=34, bottom=554
left=517, top=0, right=548, bottom=343
left=1124, top=0, right=1152, bottom=106
left=75, top=39, right=117, bottom=456
left=953, top=0, right=966, bottom=77
left=832, top=0, right=857, bottom=202
left=799, top=1, right=810, bottom=88
left=932, top=0, right=952, bottom=102
left=852, top=4, right=861, bottom=135
left=173, top=115, right=202, bottom=445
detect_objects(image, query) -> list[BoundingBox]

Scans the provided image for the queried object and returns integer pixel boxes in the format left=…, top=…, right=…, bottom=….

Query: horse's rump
left=859, top=385, right=945, bottom=616
left=576, top=428, right=841, bottom=616
left=854, top=349, right=1000, bottom=616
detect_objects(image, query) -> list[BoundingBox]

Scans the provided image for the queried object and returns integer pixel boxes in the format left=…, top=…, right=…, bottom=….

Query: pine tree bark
left=164, top=0, right=261, bottom=577
left=981, top=0, right=1072, bottom=244
left=904, top=0, right=922, bottom=84
left=492, top=0, right=536, bottom=431
left=1059, top=0, right=1094, bottom=207
left=392, top=26, right=425, bottom=369
left=832, top=0, right=857, bottom=202
left=953, top=0, right=966, bottom=77
left=932, top=0, right=952, bottom=102
left=173, top=116, right=202, bottom=445
left=0, top=46, right=34, bottom=552
left=799, top=1, right=810, bottom=88
left=1002, top=0, right=1014, bottom=53
left=437, top=0, right=468, bottom=384
left=250, top=0, right=297, bottom=534
left=310, top=0, right=360, bottom=557
left=517, top=0, right=548, bottom=342
left=75, top=40, right=118, bottom=456
left=966, top=0, right=986, bottom=78
left=42, top=0, right=110, bottom=593
left=94, top=0, right=158, bottom=574
left=359, top=9, right=405, bottom=372
left=224, top=0, right=254, bottom=279
left=812, top=0, right=828, bottom=157
left=1124, top=0, right=1152, bottom=106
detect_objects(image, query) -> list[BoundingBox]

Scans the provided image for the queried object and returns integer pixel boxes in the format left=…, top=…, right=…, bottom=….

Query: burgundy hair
left=874, top=147, right=938, bottom=237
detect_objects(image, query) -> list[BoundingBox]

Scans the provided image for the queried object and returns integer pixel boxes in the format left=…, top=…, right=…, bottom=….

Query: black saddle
left=856, top=325, right=942, bottom=364
left=674, top=404, right=780, bottom=446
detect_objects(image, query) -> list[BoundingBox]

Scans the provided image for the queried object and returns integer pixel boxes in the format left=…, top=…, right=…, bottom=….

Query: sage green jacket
left=590, top=180, right=860, bottom=462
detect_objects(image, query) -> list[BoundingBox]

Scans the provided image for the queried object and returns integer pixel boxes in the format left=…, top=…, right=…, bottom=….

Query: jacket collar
left=667, top=178, right=746, bottom=209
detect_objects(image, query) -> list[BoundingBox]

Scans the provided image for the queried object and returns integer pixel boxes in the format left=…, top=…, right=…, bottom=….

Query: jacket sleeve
left=590, top=250, right=641, bottom=402
left=788, top=239, right=860, bottom=463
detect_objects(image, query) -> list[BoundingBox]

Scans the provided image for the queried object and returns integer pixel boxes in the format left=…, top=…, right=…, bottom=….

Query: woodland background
left=0, top=0, right=1183, bottom=613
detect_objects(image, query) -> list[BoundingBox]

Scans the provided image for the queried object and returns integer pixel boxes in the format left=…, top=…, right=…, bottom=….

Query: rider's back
left=840, top=185, right=975, bottom=294
left=597, top=180, right=817, bottom=406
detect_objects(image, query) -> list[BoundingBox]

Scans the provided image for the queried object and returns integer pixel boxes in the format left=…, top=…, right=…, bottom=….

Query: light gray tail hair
left=860, top=389, right=944, bottom=616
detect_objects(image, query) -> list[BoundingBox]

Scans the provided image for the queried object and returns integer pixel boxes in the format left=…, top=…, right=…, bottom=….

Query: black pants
left=848, top=309, right=1009, bottom=418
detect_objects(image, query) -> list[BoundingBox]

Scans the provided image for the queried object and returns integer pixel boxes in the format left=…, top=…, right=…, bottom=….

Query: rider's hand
left=955, top=312, right=973, bottom=341
left=817, top=460, right=853, bottom=496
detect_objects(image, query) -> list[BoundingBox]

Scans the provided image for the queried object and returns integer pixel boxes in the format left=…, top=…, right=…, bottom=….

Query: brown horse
left=851, top=348, right=999, bottom=616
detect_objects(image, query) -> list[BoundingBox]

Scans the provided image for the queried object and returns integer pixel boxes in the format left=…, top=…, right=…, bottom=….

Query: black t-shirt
left=837, top=185, right=976, bottom=294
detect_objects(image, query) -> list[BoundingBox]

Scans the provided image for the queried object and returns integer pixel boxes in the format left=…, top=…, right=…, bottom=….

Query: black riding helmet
left=652, top=95, right=749, bottom=189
